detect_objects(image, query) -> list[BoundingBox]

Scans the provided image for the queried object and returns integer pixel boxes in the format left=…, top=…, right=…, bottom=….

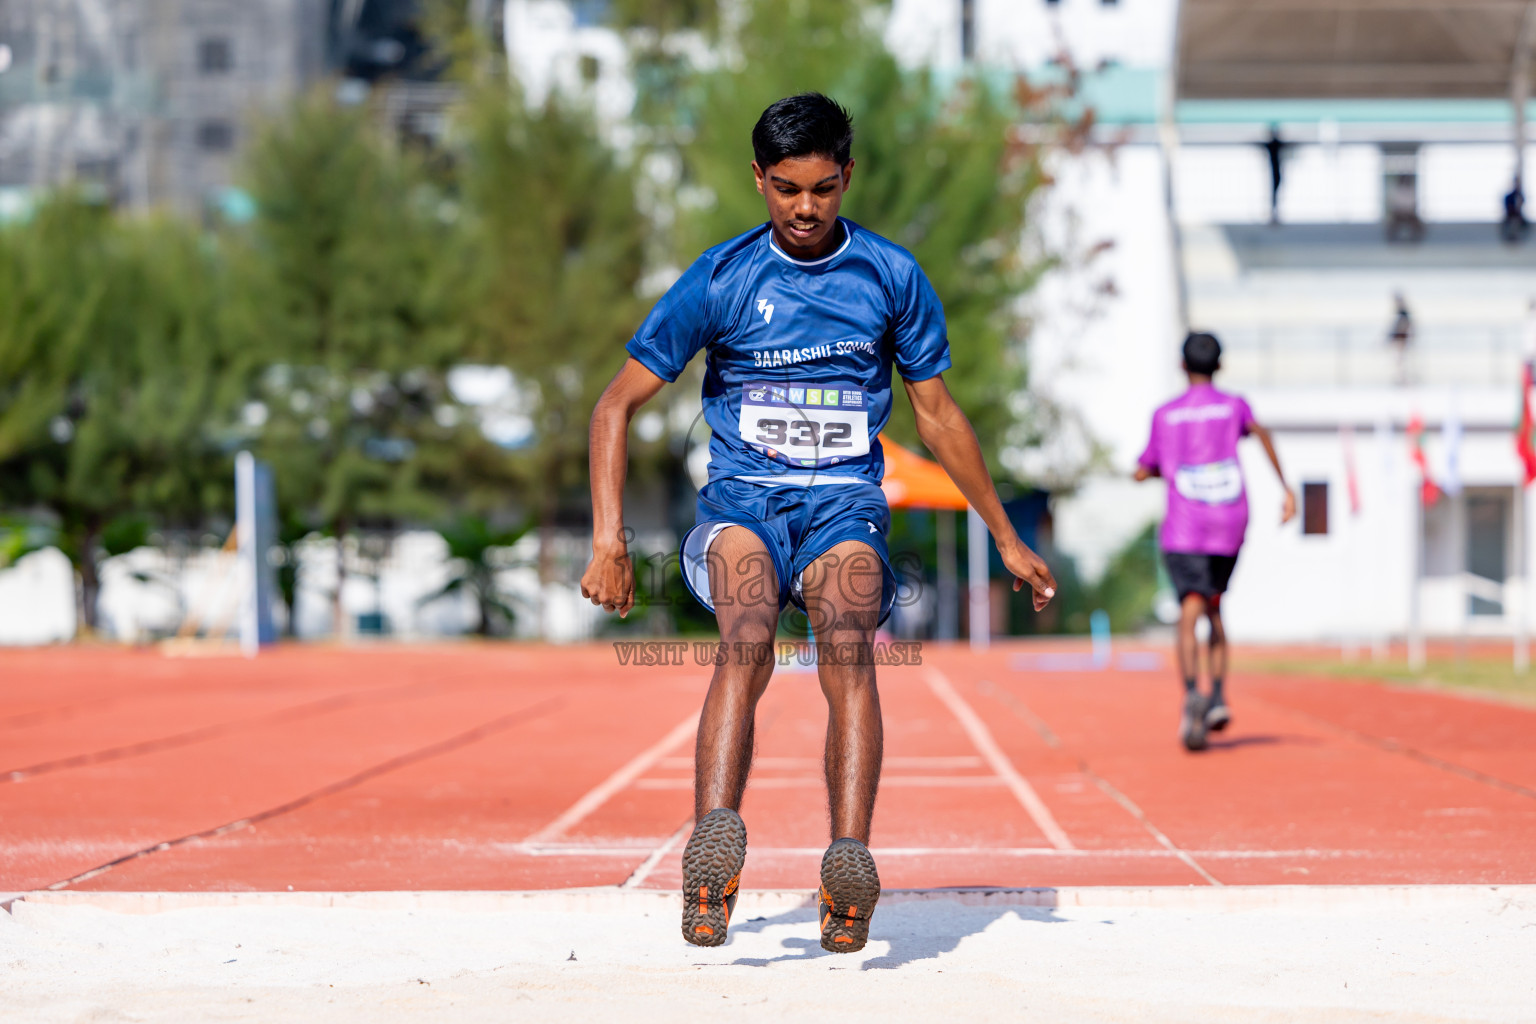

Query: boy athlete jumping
left=581, top=94, right=1056, bottom=951
left=1135, top=332, right=1294, bottom=751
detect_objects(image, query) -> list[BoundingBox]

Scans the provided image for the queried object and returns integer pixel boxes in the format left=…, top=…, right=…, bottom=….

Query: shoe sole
left=680, top=808, right=746, bottom=947
left=1205, top=705, right=1231, bottom=732
left=819, top=838, right=880, bottom=953
left=1180, top=695, right=1209, bottom=751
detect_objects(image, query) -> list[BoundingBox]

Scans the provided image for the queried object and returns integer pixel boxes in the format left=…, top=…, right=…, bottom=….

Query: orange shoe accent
left=833, top=935, right=853, bottom=944
left=845, top=904, right=857, bottom=927
left=695, top=925, right=714, bottom=935
left=725, top=871, right=741, bottom=896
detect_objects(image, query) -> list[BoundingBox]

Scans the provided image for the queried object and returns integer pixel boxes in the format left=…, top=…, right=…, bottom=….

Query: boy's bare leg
left=1177, top=592, right=1208, bottom=690
left=802, top=540, right=884, bottom=843
left=693, top=526, right=780, bottom=819
left=1206, top=599, right=1228, bottom=685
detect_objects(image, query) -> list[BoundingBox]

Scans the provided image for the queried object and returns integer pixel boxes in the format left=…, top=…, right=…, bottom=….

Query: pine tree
left=231, top=90, right=493, bottom=637
left=0, top=195, right=234, bottom=632
left=449, top=66, right=648, bottom=587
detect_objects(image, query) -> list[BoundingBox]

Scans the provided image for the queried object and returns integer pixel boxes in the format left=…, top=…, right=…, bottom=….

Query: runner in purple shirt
left=1135, top=333, right=1295, bottom=751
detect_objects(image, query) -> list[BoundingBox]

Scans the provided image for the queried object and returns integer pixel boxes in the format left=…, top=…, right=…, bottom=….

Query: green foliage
left=628, top=0, right=1054, bottom=472
left=1047, top=523, right=1162, bottom=635
left=0, top=516, right=54, bottom=570
left=421, top=515, right=533, bottom=636
left=448, top=63, right=648, bottom=558
left=608, top=0, right=717, bottom=33
left=0, top=193, right=235, bottom=629
left=231, top=90, right=504, bottom=536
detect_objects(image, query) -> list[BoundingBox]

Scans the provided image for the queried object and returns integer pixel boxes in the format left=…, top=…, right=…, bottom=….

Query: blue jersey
left=626, top=218, right=952, bottom=486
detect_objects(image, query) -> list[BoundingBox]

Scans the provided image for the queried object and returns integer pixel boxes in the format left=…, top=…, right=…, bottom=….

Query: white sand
left=1, top=887, right=1533, bottom=1023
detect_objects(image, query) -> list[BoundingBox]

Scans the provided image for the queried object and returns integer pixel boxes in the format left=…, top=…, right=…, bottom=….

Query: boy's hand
left=1000, top=539, right=1057, bottom=612
left=1280, top=488, right=1297, bottom=525
left=580, top=533, right=636, bottom=617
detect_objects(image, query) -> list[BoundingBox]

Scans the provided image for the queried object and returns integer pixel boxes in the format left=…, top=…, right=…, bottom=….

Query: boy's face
left=752, top=154, right=854, bottom=259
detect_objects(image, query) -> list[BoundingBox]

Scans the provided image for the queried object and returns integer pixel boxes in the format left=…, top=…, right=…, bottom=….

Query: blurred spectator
left=1388, top=292, right=1414, bottom=385
left=1262, top=127, right=1286, bottom=225
left=1501, top=177, right=1528, bottom=244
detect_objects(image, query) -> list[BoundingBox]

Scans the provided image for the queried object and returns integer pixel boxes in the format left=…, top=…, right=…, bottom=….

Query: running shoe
left=1204, top=694, right=1231, bottom=732
left=818, top=837, right=880, bottom=953
left=680, top=808, right=746, bottom=947
left=1179, top=690, right=1210, bottom=751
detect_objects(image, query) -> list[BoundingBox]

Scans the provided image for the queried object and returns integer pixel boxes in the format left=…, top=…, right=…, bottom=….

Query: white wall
left=1029, top=144, right=1183, bottom=580
left=0, top=549, right=75, bottom=644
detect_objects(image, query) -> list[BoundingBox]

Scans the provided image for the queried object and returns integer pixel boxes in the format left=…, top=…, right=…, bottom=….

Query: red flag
left=1340, top=425, right=1361, bottom=515
left=1407, top=414, right=1441, bottom=506
left=1517, top=361, right=1536, bottom=486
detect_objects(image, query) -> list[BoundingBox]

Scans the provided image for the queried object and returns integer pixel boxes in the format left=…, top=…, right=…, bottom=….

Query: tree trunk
left=76, top=519, right=103, bottom=638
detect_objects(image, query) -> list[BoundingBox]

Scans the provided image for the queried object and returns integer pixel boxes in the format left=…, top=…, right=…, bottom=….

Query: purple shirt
left=1137, top=385, right=1255, bottom=555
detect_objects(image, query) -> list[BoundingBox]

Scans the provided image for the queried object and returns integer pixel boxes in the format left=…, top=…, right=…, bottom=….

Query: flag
left=1340, top=425, right=1361, bottom=515
left=1518, top=361, right=1536, bottom=486
left=1441, top=400, right=1462, bottom=498
left=1406, top=413, right=1441, bottom=506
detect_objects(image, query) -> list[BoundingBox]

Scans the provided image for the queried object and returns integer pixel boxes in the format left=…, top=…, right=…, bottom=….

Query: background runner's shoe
left=1205, top=696, right=1231, bottom=732
left=680, top=808, right=746, bottom=947
left=819, top=838, right=880, bottom=953
left=1179, top=691, right=1210, bottom=751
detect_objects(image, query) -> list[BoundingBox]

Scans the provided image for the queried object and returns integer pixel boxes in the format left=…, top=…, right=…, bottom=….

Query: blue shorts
left=680, top=477, right=898, bottom=627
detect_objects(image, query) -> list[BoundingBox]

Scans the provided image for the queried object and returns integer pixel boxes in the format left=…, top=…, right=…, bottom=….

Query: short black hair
left=751, top=93, right=854, bottom=169
left=1182, top=332, right=1222, bottom=375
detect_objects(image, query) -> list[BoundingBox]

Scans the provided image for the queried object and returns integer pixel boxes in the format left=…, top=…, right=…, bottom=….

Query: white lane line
left=517, top=844, right=1369, bottom=859
left=977, top=677, right=1221, bottom=886
left=925, top=667, right=1075, bottom=851
left=522, top=713, right=698, bottom=845
left=657, top=755, right=985, bottom=770
left=634, top=775, right=1006, bottom=790
left=1084, top=771, right=1223, bottom=886
left=621, top=817, right=693, bottom=890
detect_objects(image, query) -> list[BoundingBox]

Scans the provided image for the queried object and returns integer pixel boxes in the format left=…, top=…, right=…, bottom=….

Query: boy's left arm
left=901, top=374, right=1057, bottom=611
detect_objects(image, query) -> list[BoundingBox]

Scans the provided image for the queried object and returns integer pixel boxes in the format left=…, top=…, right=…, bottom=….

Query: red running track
left=1, top=642, right=1534, bottom=894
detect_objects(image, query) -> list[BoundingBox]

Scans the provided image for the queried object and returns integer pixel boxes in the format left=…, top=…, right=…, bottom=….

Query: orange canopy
left=879, top=433, right=969, bottom=510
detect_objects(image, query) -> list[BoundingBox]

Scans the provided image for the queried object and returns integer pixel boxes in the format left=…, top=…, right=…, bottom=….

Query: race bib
left=1173, top=458, right=1243, bottom=505
left=738, top=382, right=871, bottom=468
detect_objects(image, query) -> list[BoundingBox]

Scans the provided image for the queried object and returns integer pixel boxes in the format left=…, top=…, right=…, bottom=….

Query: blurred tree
left=231, top=90, right=505, bottom=638
left=625, top=0, right=1075, bottom=474
left=448, top=62, right=648, bottom=587
left=0, top=196, right=235, bottom=632
left=418, top=514, right=532, bottom=636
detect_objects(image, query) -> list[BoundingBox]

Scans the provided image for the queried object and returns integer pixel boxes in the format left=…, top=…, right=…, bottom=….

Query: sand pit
left=2, top=886, right=1533, bottom=1023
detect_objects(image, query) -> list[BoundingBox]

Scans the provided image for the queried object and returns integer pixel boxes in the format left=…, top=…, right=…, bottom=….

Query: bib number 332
left=738, top=382, right=870, bottom=468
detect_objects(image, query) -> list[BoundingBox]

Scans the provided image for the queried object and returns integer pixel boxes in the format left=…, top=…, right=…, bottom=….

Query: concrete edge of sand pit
left=7, top=885, right=1534, bottom=916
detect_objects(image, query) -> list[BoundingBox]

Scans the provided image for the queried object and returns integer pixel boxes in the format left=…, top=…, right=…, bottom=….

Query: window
left=1302, top=482, right=1329, bottom=536
left=196, top=120, right=234, bottom=152
left=198, top=37, right=232, bottom=74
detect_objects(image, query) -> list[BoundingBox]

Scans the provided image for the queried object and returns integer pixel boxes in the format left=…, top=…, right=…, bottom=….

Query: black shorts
left=1163, top=550, right=1239, bottom=602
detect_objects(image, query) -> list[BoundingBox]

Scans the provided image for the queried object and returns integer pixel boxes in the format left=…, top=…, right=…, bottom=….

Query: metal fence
left=1217, top=325, right=1525, bottom=388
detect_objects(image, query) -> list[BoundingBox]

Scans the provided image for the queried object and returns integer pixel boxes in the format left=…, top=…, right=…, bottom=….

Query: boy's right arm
left=1248, top=421, right=1297, bottom=524
left=580, top=358, right=669, bottom=617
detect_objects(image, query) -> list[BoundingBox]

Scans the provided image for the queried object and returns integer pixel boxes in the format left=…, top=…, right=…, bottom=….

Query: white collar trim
left=768, top=221, right=853, bottom=267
